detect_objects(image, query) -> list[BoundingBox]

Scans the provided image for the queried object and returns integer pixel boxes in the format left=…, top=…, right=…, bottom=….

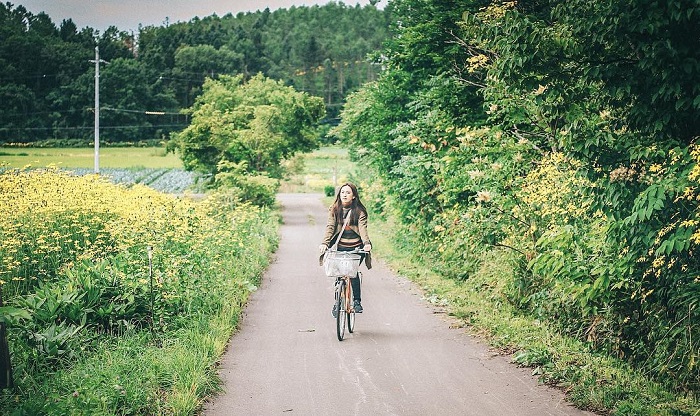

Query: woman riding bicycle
left=319, top=182, right=372, bottom=313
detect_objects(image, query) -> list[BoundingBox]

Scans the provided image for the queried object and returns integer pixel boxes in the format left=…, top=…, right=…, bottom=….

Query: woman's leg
left=351, top=274, right=361, bottom=301
left=353, top=253, right=365, bottom=302
left=338, top=247, right=364, bottom=311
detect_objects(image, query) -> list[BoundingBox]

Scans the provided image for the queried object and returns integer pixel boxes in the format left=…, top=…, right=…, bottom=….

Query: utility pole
left=90, top=46, right=107, bottom=174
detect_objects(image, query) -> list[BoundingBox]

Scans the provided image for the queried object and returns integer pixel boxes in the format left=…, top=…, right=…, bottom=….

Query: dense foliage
left=0, top=2, right=387, bottom=144
left=170, top=73, right=325, bottom=199
left=334, top=0, right=699, bottom=410
left=0, top=168, right=278, bottom=413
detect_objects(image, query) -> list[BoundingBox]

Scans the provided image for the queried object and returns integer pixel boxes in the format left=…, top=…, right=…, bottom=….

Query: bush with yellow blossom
left=0, top=167, right=278, bottom=414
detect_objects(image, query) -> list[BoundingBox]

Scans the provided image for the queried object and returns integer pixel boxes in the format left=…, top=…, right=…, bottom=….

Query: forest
left=0, top=2, right=387, bottom=144
left=333, top=0, right=700, bottom=409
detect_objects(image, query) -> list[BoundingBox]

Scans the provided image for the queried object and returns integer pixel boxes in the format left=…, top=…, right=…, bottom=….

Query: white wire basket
left=323, top=251, right=361, bottom=277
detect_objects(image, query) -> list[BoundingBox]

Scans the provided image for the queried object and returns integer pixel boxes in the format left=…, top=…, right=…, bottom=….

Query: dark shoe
left=353, top=300, right=363, bottom=313
left=332, top=303, right=338, bottom=318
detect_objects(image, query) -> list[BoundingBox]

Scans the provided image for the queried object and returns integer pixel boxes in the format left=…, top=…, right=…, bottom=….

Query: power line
left=157, top=75, right=211, bottom=83
left=0, top=72, right=86, bottom=82
left=2, top=109, right=88, bottom=118
left=102, top=107, right=182, bottom=115
left=3, top=107, right=182, bottom=118
left=0, top=124, right=188, bottom=132
left=0, top=72, right=214, bottom=84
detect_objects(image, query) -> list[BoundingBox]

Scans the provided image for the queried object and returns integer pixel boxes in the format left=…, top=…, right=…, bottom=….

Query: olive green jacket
left=319, top=207, right=372, bottom=269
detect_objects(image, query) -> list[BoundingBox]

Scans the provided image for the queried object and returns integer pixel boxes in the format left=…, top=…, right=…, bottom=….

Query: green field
left=0, top=145, right=357, bottom=193
left=281, top=146, right=357, bottom=193
left=0, top=147, right=183, bottom=169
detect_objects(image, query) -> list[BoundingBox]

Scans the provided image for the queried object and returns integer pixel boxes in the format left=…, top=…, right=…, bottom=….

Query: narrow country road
left=204, top=193, right=594, bottom=416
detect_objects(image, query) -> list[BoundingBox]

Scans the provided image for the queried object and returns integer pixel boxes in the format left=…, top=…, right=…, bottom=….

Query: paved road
left=204, top=193, right=593, bottom=416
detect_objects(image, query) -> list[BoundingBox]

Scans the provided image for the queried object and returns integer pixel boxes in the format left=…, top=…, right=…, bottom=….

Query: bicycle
left=323, top=249, right=366, bottom=341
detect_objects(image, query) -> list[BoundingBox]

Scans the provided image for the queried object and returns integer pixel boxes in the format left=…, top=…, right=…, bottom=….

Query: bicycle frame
left=329, top=249, right=366, bottom=341
left=334, top=271, right=361, bottom=341
left=336, top=274, right=354, bottom=312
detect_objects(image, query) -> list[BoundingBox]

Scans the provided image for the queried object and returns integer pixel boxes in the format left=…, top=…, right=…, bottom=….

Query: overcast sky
left=18, top=0, right=381, bottom=33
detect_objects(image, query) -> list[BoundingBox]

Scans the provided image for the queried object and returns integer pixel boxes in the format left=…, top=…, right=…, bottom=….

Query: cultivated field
left=0, top=147, right=182, bottom=169
left=1, top=146, right=355, bottom=194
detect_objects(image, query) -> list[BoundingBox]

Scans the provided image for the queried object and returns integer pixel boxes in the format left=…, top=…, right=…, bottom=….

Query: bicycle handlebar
left=326, top=248, right=368, bottom=255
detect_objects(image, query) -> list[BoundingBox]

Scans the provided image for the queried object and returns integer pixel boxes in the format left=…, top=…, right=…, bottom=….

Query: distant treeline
left=0, top=2, right=388, bottom=145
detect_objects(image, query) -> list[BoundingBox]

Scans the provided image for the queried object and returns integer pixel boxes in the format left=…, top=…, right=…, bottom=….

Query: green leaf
left=0, top=306, right=31, bottom=324
left=656, top=240, right=672, bottom=256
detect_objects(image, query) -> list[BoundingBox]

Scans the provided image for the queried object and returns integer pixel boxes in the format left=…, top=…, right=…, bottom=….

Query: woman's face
left=339, top=185, right=355, bottom=206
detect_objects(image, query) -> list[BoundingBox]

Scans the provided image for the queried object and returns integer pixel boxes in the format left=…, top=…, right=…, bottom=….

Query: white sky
left=18, top=0, right=382, bottom=33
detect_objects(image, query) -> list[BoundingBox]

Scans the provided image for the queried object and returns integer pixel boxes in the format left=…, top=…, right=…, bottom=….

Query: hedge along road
left=204, top=193, right=594, bottom=416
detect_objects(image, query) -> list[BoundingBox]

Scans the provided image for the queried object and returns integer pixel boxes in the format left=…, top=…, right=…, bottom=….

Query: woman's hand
left=319, top=244, right=327, bottom=254
left=363, top=244, right=372, bottom=252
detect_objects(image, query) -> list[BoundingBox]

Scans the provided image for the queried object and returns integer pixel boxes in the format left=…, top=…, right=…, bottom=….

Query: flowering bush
left=0, top=167, right=278, bottom=413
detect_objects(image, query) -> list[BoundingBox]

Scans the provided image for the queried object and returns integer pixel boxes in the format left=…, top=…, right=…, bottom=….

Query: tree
left=0, top=2, right=387, bottom=144
left=99, top=58, right=174, bottom=142
left=173, top=44, right=243, bottom=78
left=172, top=73, right=325, bottom=178
left=336, top=0, right=700, bottom=394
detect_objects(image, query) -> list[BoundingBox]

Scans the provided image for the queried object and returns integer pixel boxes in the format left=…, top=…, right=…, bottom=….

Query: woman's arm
left=357, top=209, right=371, bottom=246
left=321, top=208, right=337, bottom=247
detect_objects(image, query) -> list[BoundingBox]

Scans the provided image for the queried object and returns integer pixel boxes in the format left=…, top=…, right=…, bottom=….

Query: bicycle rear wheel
left=336, top=280, right=347, bottom=341
left=347, top=309, right=355, bottom=333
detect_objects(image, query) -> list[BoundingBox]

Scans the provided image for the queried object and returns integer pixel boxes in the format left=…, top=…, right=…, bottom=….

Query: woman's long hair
left=332, top=182, right=367, bottom=225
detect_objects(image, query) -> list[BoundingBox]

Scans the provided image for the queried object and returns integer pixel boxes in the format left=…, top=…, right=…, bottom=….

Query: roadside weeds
left=371, top=216, right=698, bottom=416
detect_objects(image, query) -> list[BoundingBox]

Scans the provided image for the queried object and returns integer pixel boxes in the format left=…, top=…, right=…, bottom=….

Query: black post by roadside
left=0, top=290, right=13, bottom=389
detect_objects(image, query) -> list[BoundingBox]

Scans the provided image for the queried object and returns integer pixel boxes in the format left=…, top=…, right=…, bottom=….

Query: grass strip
left=4, top=252, right=273, bottom=416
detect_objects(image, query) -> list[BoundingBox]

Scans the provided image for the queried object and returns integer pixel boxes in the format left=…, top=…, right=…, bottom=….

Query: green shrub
left=216, top=173, right=279, bottom=207
left=213, top=161, right=279, bottom=206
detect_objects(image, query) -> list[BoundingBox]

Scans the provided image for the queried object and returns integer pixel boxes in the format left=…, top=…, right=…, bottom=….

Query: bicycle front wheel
left=348, top=272, right=359, bottom=333
left=336, top=280, right=347, bottom=341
